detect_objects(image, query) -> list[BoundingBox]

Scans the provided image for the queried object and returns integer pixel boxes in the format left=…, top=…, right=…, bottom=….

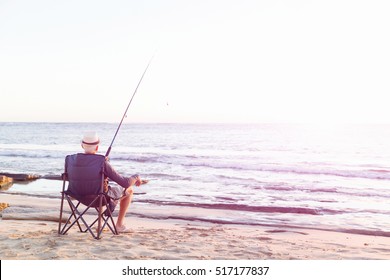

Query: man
left=65, top=131, right=142, bottom=233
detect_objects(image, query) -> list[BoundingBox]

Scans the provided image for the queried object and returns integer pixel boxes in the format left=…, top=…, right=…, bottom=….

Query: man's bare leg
left=116, top=187, right=133, bottom=228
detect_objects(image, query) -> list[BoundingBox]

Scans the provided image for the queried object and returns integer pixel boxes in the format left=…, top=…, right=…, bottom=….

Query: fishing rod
left=105, top=54, right=154, bottom=157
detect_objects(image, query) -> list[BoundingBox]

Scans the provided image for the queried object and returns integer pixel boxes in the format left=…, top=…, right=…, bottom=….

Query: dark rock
left=41, top=174, right=62, bottom=180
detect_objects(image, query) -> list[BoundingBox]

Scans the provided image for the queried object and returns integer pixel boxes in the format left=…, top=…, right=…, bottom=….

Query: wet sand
left=1, top=193, right=389, bottom=260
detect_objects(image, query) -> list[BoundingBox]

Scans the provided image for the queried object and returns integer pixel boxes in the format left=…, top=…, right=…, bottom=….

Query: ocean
left=1, top=122, right=389, bottom=237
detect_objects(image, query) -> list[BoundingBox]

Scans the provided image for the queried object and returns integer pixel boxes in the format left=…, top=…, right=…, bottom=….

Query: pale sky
left=0, top=0, right=389, bottom=124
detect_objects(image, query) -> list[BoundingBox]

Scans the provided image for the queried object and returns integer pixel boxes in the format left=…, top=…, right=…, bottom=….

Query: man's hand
left=132, top=174, right=148, bottom=187
left=135, top=179, right=149, bottom=186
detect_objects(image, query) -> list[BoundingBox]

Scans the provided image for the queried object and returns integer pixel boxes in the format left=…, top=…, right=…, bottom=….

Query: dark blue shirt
left=65, top=153, right=132, bottom=196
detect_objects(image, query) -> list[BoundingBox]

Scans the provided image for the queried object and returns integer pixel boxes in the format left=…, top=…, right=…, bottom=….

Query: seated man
left=65, top=131, right=142, bottom=233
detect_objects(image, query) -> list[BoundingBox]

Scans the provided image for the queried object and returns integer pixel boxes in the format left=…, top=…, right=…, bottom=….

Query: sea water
left=0, top=122, right=389, bottom=236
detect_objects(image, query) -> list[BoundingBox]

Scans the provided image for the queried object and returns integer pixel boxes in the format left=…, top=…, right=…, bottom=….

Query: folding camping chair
left=58, top=154, right=118, bottom=239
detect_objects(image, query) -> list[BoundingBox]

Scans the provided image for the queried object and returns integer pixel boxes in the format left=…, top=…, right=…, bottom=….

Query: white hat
left=81, top=131, right=100, bottom=153
left=82, top=131, right=100, bottom=145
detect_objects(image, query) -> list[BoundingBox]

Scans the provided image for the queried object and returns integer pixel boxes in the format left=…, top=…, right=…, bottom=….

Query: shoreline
left=3, top=189, right=390, bottom=238
left=1, top=193, right=389, bottom=260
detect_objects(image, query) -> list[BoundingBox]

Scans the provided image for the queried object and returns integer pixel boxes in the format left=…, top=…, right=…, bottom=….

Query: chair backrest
left=65, top=153, right=105, bottom=196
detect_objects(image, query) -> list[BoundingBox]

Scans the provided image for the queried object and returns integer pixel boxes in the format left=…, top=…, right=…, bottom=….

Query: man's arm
left=103, top=160, right=139, bottom=188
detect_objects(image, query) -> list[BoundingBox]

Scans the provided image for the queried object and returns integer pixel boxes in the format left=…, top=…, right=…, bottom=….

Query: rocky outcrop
left=0, top=173, right=62, bottom=181
left=0, top=173, right=42, bottom=190
left=0, top=173, right=40, bottom=181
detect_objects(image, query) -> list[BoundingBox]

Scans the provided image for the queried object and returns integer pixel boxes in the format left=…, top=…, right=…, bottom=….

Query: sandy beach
left=1, top=192, right=389, bottom=260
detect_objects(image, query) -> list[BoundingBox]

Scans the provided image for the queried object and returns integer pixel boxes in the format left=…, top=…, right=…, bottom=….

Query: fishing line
left=105, top=54, right=155, bottom=157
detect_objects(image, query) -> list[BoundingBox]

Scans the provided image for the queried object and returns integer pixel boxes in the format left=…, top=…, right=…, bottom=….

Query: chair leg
left=59, top=197, right=77, bottom=235
left=61, top=197, right=99, bottom=239
left=58, top=194, right=118, bottom=239
left=102, top=200, right=118, bottom=235
left=58, top=192, right=65, bottom=234
left=60, top=199, right=84, bottom=235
